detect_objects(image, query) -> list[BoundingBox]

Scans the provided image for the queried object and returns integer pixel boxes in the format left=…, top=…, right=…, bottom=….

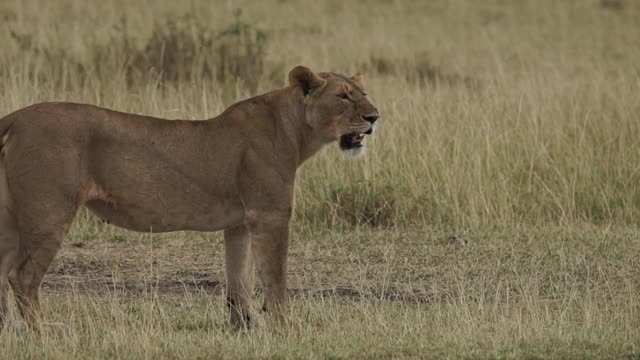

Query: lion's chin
left=342, top=146, right=365, bottom=158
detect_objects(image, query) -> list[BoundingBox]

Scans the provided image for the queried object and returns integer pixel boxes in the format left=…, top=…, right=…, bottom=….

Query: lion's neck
left=268, top=88, right=328, bottom=166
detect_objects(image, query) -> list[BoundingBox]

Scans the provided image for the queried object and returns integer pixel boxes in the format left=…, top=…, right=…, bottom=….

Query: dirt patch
left=42, top=278, right=224, bottom=297
left=40, top=236, right=444, bottom=304
left=42, top=276, right=442, bottom=304
left=291, top=287, right=446, bottom=304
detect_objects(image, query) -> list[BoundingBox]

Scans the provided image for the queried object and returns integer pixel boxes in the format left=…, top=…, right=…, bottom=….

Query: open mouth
left=339, top=132, right=366, bottom=150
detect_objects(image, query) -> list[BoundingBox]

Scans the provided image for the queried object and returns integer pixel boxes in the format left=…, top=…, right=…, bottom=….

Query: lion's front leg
left=224, top=224, right=255, bottom=330
left=245, top=209, right=290, bottom=325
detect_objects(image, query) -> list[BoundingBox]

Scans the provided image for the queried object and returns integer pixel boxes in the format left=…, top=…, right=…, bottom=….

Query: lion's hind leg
left=0, top=244, right=19, bottom=331
left=2, top=140, right=85, bottom=329
left=7, top=207, right=77, bottom=330
left=0, top=278, right=8, bottom=330
left=5, top=193, right=79, bottom=329
left=8, top=242, right=57, bottom=329
left=0, top=162, right=20, bottom=330
left=0, top=233, right=19, bottom=331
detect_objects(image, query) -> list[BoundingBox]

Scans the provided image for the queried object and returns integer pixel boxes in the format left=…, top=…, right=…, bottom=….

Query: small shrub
left=599, top=0, right=624, bottom=11
left=360, top=53, right=479, bottom=89
left=124, top=10, right=273, bottom=93
left=125, top=14, right=217, bottom=84
left=214, top=9, right=270, bottom=94
left=7, top=10, right=278, bottom=94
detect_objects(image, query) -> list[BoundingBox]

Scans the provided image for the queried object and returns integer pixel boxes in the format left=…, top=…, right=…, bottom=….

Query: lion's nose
left=363, top=112, right=379, bottom=134
left=362, top=112, right=379, bottom=124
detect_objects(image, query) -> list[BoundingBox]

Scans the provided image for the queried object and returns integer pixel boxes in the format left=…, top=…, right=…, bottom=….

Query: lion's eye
left=337, top=93, right=350, bottom=101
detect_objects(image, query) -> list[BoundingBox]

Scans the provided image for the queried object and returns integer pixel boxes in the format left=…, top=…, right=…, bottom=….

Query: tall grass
left=1, top=0, right=639, bottom=229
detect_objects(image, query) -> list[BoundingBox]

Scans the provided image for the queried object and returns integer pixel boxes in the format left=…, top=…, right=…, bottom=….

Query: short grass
left=3, top=224, right=640, bottom=359
left=1, top=0, right=640, bottom=358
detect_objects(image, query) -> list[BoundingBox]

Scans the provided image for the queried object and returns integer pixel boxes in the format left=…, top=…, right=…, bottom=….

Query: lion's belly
left=85, top=197, right=245, bottom=233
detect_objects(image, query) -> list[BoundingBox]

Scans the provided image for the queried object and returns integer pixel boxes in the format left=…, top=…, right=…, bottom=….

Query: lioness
left=0, top=66, right=379, bottom=330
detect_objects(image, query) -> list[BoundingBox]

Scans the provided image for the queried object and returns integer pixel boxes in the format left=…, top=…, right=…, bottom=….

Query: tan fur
left=0, top=66, right=379, bottom=330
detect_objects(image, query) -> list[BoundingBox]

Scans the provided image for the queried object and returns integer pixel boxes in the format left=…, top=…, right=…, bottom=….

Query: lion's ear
left=351, top=73, right=365, bottom=88
left=289, top=66, right=326, bottom=96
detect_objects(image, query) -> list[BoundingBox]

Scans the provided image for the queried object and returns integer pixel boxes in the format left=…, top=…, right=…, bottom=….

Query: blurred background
left=1, top=0, right=639, bottom=229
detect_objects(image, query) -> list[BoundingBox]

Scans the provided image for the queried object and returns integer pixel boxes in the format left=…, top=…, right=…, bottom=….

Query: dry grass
left=2, top=0, right=639, bottom=228
left=1, top=0, right=640, bottom=358
left=2, top=225, right=640, bottom=358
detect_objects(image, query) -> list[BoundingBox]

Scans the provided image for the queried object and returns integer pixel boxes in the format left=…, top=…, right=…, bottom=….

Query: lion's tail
left=0, top=114, right=16, bottom=138
left=0, top=113, right=17, bottom=150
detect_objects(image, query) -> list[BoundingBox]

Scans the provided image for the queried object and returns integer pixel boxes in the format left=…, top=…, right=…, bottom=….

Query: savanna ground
left=1, top=0, right=640, bottom=358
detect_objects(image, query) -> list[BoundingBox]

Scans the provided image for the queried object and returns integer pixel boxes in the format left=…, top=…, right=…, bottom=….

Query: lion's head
left=289, top=66, right=380, bottom=157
